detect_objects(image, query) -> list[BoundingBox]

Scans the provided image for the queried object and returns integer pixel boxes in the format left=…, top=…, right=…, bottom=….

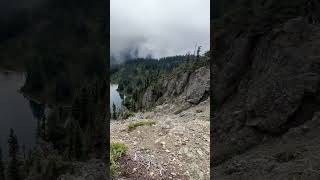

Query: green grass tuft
left=128, top=119, right=157, bottom=131
left=110, top=142, right=128, bottom=177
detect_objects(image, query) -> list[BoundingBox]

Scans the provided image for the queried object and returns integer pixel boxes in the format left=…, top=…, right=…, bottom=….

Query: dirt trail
left=111, top=99, right=210, bottom=180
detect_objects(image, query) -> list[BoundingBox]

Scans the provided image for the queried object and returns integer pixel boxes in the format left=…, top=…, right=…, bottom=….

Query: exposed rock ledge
left=142, top=65, right=210, bottom=111
left=213, top=17, right=320, bottom=179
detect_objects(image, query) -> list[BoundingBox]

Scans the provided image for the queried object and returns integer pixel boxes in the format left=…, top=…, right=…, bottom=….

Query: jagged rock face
left=142, top=66, right=210, bottom=109
left=163, top=72, right=190, bottom=97
left=185, top=67, right=210, bottom=104
left=142, top=87, right=156, bottom=108
left=213, top=16, right=320, bottom=168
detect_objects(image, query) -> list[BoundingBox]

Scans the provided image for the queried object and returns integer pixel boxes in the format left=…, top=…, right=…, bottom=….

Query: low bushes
left=127, top=119, right=157, bottom=131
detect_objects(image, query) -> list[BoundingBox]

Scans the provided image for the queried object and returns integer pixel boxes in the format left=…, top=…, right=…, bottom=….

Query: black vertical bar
left=105, top=0, right=111, bottom=178
left=210, top=0, right=214, bottom=179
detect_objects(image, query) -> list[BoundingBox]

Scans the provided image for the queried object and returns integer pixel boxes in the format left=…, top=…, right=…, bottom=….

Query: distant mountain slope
left=111, top=53, right=209, bottom=112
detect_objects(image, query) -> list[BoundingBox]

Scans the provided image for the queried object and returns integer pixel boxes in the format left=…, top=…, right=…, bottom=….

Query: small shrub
left=110, top=142, right=128, bottom=177
left=196, top=109, right=203, bottom=113
left=127, top=119, right=157, bottom=131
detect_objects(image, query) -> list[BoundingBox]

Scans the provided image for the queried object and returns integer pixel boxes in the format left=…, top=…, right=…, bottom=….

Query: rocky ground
left=111, top=98, right=210, bottom=180
left=214, top=112, right=320, bottom=179
left=57, top=160, right=107, bottom=180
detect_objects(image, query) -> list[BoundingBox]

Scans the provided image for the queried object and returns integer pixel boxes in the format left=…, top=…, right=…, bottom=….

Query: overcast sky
left=111, top=0, right=210, bottom=60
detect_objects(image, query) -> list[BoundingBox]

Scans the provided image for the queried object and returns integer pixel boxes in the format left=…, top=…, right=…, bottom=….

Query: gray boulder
left=185, top=66, right=210, bottom=104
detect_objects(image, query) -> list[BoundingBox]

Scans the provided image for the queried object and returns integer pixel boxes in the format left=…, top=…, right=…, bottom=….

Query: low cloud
left=111, top=0, right=210, bottom=61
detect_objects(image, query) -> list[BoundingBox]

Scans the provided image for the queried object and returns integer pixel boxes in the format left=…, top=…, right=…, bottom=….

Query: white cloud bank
left=111, top=0, right=210, bottom=60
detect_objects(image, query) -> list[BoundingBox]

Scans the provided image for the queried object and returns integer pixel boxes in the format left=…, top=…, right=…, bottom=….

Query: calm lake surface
left=1, top=74, right=123, bottom=156
left=0, top=71, right=41, bottom=157
left=110, top=84, right=123, bottom=110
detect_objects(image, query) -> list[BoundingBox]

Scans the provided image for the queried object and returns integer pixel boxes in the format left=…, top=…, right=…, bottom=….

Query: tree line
left=0, top=129, right=26, bottom=180
left=0, top=76, right=107, bottom=179
left=111, top=48, right=209, bottom=114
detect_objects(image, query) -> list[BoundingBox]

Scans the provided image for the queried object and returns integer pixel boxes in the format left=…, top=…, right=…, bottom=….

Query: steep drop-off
left=111, top=55, right=210, bottom=179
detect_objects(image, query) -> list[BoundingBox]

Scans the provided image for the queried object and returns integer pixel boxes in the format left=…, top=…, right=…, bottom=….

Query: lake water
left=0, top=71, right=41, bottom=157
left=0, top=74, right=123, bottom=156
left=110, top=84, right=123, bottom=110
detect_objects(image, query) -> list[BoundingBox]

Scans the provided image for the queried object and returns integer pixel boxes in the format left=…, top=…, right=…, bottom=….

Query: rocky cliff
left=213, top=10, right=320, bottom=180
left=142, top=65, right=210, bottom=112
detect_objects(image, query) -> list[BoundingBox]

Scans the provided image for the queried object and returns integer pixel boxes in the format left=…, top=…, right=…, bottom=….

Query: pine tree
left=7, top=129, right=20, bottom=180
left=73, top=124, right=83, bottom=160
left=79, top=87, right=89, bottom=128
left=72, top=99, right=81, bottom=120
left=112, top=103, right=117, bottom=120
left=36, top=116, right=41, bottom=141
left=197, top=46, right=202, bottom=59
left=45, top=158, right=59, bottom=180
left=67, top=132, right=74, bottom=160
left=0, top=148, right=5, bottom=180
left=35, top=158, right=41, bottom=174
left=22, top=145, right=26, bottom=161
left=65, top=118, right=84, bottom=160
left=41, top=117, right=47, bottom=140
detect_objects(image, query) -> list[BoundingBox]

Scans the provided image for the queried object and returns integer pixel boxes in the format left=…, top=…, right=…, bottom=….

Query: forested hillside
left=0, top=0, right=108, bottom=179
left=111, top=51, right=209, bottom=112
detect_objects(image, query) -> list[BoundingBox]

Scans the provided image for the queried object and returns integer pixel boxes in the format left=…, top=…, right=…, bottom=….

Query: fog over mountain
left=111, top=0, right=210, bottom=62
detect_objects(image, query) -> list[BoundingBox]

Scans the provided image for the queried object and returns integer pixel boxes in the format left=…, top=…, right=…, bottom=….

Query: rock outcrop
left=142, top=65, right=210, bottom=110
left=213, top=16, right=320, bottom=179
